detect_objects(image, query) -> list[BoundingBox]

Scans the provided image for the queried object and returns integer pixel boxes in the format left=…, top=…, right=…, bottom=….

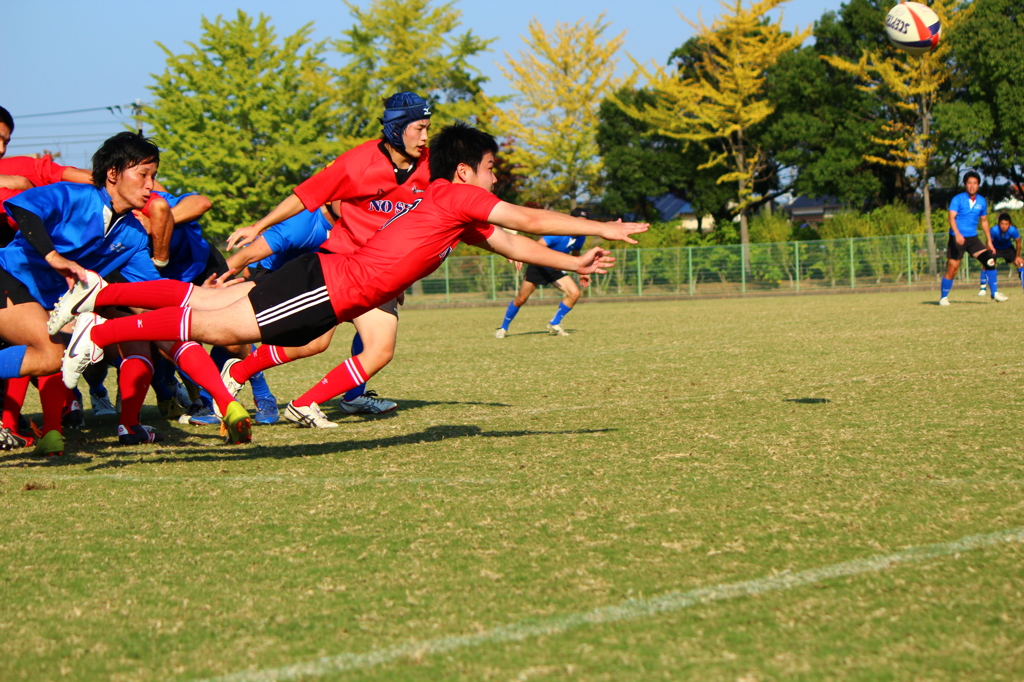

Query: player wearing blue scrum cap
left=219, top=92, right=432, bottom=427
left=941, top=171, right=1001, bottom=305
left=496, top=207, right=591, bottom=338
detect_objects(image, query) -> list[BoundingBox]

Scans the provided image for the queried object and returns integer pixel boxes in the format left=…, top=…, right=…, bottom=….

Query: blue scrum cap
left=380, top=92, right=431, bottom=150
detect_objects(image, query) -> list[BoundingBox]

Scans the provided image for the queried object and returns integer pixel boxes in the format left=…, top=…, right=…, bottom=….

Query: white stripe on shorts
left=255, top=286, right=331, bottom=326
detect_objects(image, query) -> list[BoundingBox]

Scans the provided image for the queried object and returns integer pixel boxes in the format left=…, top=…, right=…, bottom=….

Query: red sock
left=3, top=375, right=30, bottom=429
left=95, top=280, right=194, bottom=309
left=118, top=355, right=153, bottom=428
left=171, top=342, right=235, bottom=417
left=293, top=356, right=367, bottom=407
left=92, top=308, right=191, bottom=347
left=230, top=345, right=290, bottom=383
left=38, top=374, right=66, bottom=435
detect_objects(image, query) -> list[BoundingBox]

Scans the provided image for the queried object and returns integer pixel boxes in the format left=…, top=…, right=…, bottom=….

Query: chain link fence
left=404, top=234, right=994, bottom=306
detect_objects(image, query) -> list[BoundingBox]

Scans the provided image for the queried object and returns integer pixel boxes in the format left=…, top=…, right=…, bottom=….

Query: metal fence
left=404, top=234, right=992, bottom=305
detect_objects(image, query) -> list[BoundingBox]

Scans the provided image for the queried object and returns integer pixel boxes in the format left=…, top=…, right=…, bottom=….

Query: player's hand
left=226, top=224, right=262, bottom=251
left=955, top=233, right=965, bottom=246
left=575, top=247, right=615, bottom=275
left=202, top=270, right=246, bottom=289
left=579, top=274, right=591, bottom=289
left=397, top=292, right=406, bottom=306
left=507, top=258, right=523, bottom=271
left=598, top=219, right=648, bottom=245
left=45, top=251, right=89, bottom=290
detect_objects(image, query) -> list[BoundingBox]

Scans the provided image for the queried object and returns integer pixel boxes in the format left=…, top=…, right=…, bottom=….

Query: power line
left=18, top=103, right=145, bottom=119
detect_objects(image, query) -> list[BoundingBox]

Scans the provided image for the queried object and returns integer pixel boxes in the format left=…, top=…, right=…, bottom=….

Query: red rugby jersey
left=318, top=179, right=499, bottom=321
left=0, top=155, right=71, bottom=216
left=293, top=139, right=431, bottom=256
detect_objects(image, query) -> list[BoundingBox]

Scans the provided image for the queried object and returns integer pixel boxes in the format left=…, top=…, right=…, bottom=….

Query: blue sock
left=343, top=333, right=366, bottom=402
left=980, top=272, right=987, bottom=288
left=988, top=269, right=999, bottom=295
left=550, top=302, right=572, bottom=326
left=85, top=364, right=108, bottom=398
left=1017, top=267, right=1023, bottom=291
left=209, top=345, right=232, bottom=371
left=0, top=346, right=26, bottom=379
left=248, top=346, right=274, bottom=400
left=941, top=277, right=954, bottom=298
left=500, top=301, right=520, bottom=331
left=150, top=357, right=174, bottom=401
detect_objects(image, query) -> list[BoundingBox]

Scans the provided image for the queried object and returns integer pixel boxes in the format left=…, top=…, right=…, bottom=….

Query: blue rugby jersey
left=540, top=234, right=586, bottom=255
left=255, top=208, right=331, bottom=272
left=949, top=192, right=988, bottom=238
left=153, top=191, right=214, bottom=283
left=989, top=224, right=1020, bottom=252
left=1, top=184, right=160, bottom=307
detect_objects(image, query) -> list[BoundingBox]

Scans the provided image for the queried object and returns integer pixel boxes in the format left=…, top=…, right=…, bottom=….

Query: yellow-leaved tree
left=614, top=0, right=808, bottom=272
left=496, top=15, right=624, bottom=209
left=823, top=0, right=971, bottom=275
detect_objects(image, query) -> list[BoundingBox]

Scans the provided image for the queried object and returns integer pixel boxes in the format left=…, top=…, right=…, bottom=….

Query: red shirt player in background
left=222, top=92, right=432, bottom=426
left=56, top=122, right=649, bottom=433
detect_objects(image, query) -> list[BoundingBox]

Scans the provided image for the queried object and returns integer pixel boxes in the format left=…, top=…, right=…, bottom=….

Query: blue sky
left=3, top=0, right=850, bottom=166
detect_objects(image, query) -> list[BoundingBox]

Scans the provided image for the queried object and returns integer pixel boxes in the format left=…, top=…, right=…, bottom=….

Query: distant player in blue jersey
left=941, top=171, right=1000, bottom=305
left=496, top=207, right=590, bottom=337
left=978, top=212, right=1024, bottom=297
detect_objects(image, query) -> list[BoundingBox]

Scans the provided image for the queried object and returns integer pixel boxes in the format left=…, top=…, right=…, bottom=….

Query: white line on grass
left=202, top=526, right=1024, bottom=682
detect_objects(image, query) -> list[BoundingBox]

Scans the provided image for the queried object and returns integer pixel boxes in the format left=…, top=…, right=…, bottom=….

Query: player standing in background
left=940, top=171, right=1001, bottom=305
left=222, top=92, right=432, bottom=426
left=978, top=212, right=1024, bottom=298
left=496, top=207, right=590, bottom=338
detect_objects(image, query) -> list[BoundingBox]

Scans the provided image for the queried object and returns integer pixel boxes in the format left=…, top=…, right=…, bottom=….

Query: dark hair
left=570, top=207, right=588, bottom=218
left=0, top=105, right=13, bottom=132
left=91, top=132, right=160, bottom=187
left=999, top=212, right=1012, bottom=224
left=963, top=170, right=981, bottom=184
left=428, top=121, right=498, bottom=182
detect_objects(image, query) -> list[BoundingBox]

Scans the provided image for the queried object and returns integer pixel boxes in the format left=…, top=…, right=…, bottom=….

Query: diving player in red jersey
left=56, top=123, right=649, bottom=429
left=221, top=92, right=432, bottom=425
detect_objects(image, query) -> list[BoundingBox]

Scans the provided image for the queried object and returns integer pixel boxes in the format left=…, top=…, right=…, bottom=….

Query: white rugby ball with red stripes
left=885, top=2, right=941, bottom=56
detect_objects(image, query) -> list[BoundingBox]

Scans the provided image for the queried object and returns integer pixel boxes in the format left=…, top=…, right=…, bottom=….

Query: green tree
left=497, top=15, right=625, bottom=210
left=614, top=0, right=810, bottom=273
left=145, top=11, right=338, bottom=238
left=333, top=0, right=496, bottom=148
left=948, top=0, right=1024, bottom=192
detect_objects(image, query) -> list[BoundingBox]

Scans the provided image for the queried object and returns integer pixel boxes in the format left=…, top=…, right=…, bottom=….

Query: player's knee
left=978, top=254, right=997, bottom=270
left=37, top=342, right=64, bottom=374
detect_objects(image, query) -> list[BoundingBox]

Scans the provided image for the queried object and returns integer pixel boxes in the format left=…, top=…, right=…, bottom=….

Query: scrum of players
left=0, top=96, right=650, bottom=456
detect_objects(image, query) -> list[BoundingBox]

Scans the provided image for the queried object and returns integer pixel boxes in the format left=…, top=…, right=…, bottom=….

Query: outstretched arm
left=225, top=236, right=274, bottom=273
left=0, top=175, right=33, bottom=190
left=487, top=202, right=647, bottom=244
left=169, top=194, right=212, bottom=224
left=226, top=193, right=306, bottom=250
left=478, top=229, right=614, bottom=275
left=60, top=167, right=94, bottom=185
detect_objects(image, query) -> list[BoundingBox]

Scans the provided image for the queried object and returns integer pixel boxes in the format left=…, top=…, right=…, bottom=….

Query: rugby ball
left=885, top=2, right=941, bottom=56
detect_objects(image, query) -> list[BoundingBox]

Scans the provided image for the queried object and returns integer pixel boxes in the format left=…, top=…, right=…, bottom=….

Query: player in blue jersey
left=495, top=207, right=590, bottom=337
left=978, top=212, right=1024, bottom=297
left=940, top=171, right=1001, bottom=305
left=227, top=204, right=332, bottom=280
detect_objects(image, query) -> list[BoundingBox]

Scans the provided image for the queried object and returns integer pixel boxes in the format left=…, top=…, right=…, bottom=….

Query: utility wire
left=18, top=103, right=144, bottom=119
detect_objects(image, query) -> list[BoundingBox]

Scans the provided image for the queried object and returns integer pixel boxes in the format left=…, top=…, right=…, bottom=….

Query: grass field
left=2, top=290, right=1024, bottom=681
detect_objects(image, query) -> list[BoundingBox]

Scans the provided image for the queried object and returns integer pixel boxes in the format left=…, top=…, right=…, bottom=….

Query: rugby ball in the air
left=885, top=2, right=941, bottom=56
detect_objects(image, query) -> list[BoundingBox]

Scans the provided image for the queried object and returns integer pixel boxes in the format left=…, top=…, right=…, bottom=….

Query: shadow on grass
left=80, top=424, right=615, bottom=471
left=785, top=398, right=830, bottom=404
left=337, top=398, right=512, bottom=415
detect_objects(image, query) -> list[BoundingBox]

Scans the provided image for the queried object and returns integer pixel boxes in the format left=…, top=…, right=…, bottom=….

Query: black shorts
left=994, top=248, right=1019, bottom=264
left=0, top=266, right=39, bottom=309
left=946, top=234, right=988, bottom=261
left=249, top=263, right=398, bottom=318
left=188, top=242, right=230, bottom=286
left=248, top=253, right=337, bottom=347
left=524, top=264, right=569, bottom=287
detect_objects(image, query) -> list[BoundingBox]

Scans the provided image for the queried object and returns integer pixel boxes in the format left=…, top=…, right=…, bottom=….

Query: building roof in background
left=649, top=193, right=695, bottom=222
